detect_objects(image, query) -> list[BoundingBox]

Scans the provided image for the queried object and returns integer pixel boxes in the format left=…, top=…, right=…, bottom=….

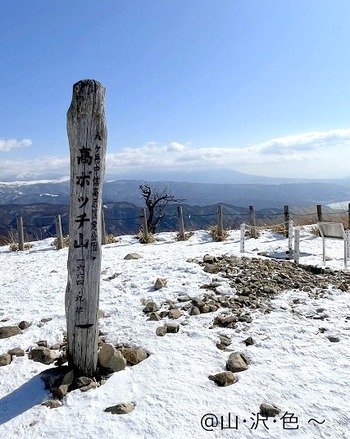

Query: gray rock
left=0, top=353, right=11, bottom=367
left=18, top=321, right=31, bottom=330
left=143, top=301, right=159, bottom=313
left=98, top=343, right=127, bottom=372
left=190, top=306, right=200, bottom=316
left=121, top=347, right=148, bottom=365
left=166, top=323, right=180, bottom=333
left=0, top=326, right=21, bottom=339
left=209, top=371, right=238, bottom=387
left=168, top=309, right=182, bottom=319
left=156, top=326, right=167, bottom=336
left=327, top=335, right=340, bottom=342
left=226, top=352, right=249, bottom=373
left=54, top=384, right=69, bottom=399
left=154, top=278, right=167, bottom=290
left=104, top=402, right=135, bottom=415
left=124, top=253, right=142, bottom=260
left=8, top=347, right=25, bottom=357
left=147, top=312, right=161, bottom=321
left=30, top=347, right=57, bottom=365
left=243, top=336, right=255, bottom=346
left=42, top=400, right=63, bottom=409
left=260, top=403, right=281, bottom=417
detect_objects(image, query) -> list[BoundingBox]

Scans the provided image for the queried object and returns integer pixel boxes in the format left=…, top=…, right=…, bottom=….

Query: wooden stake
left=55, top=215, right=64, bottom=249
left=177, top=206, right=185, bottom=240
left=217, top=205, right=224, bottom=238
left=249, top=206, right=256, bottom=238
left=17, top=216, right=24, bottom=251
left=65, top=79, right=107, bottom=377
left=284, top=205, right=289, bottom=238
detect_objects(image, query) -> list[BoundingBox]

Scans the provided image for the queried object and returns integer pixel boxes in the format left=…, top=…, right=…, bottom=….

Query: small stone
left=54, top=384, right=69, bottom=399
left=121, top=347, right=148, bottom=365
left=154, top=278, right=167, bottom=290
left=166, top=323, right=180, bottom=334
left=243, top=336, right=255, bottom=346
left=226, top=352, right=249, bottom=373
left=219, top=335, right=231, bottom=346
left=190, top=306, right=200, bottom=316
left=203, top=255, right=216, bottom=264
left=8, top=347, right=25, bottom=357
left=168, top=309, right=182, bottom=319
left=143, top=302, right=159, bottom=313
left=260, top=403, right=281, bottom=417
left=0, top=353, right=11, bottom=366
left=42, top=400, right=63, bottom=409
left=147, top=312, right=161, bottom=321
left=209, top=371, right=238, bottom=387
left=18, top=321, right=31, bottom=330
left=124, top=253, right=142, bottom=260
left=104, top=402, right=135, bottom=415
left=30, top=347, right=57, bottom=365
left=37, top=340, right=48, bottom=347
left=0, top=326, right=22, bottom=339
left=327, top=335, right=340, bottom=343
left=80, top=381, right=97, bottom=392
left=75, top=376, right=93, bottom=388
left=98, top=343, right=127, bottom=372
left=177, top=295, right=191, bottom=302
left=156, top=326, right=167, bottom=336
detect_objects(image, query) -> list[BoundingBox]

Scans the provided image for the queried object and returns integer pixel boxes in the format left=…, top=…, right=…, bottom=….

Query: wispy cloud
left=2, top=129, right=350, bottom=180
left=0, top=138, right=32, bottom=152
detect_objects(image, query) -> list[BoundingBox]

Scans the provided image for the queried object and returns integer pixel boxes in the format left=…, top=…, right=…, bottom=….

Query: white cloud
left=0, top=138, right=32, bottom=152
left=2, top=129, right=350, bottom=180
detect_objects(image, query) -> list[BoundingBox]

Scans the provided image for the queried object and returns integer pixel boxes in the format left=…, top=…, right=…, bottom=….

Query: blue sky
left=2, top=0, right=350, bottom=181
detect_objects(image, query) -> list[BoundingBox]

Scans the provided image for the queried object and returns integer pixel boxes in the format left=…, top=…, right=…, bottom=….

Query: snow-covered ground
left=0, top=227, right=349, bottom=439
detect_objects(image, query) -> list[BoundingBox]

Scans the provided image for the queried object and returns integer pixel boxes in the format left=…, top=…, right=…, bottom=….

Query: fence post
left=288, top=220, right=293, bottom=257
left=177, top=206, right=185, bottom=240
left=65, top=79, right=107, bottom=377
left=249, top=206, right=256, bottom=238
left=16, top=216, right=24, bottom=251
left=317, top=205, right=323, bottom=222
left=294, top=228, right=300, bottom=264
left=348, top=203, right=350, bottom=230
left=141, top=208, right=149, bottom=241
left=55, top=215, right=64, bottom=249
left=217, top=205, right=224, bottom=238
left=284, top=205, right=289, bottom=237
left=101, top=207, right=107, bottom=245
left=240, top=223, right=245, bottom=253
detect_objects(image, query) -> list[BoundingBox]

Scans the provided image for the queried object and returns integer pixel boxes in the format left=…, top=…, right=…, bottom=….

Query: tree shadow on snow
left=0, top=373, right=48, bottom=425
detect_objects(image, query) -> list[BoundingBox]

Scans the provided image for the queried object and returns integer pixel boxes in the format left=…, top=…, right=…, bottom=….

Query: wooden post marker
left=55, top=215, right=64, bottom=249
left=65, top=79, right=107, bottom=377
left=177, top=206, right=185, bottom=240
left=249, top=206, right=257, bottom=238
left=217, top=205, right=224, bottom=238
left=17, top=216, right=24, bottom=251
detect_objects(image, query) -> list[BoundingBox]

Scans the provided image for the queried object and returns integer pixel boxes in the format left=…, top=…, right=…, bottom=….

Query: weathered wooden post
left=249, top=206, right=257, bottom=238
left=284, top=205, right=289, bottom=237
left=217, top=205, right=224, bottom=238
left=177, top=206, right=185, bottom=240
left=317, top=204, right=323, bottom=222
left=101, top=207, right=107, bottom=245
left=65, top=79, right=107, bottom=377
left=348, top=203, right=350, bottom=230
left=240, top=223, right=245, bottom=253
left=55, top=215, right=64, bottom=249
left=16, top=216, right=24, bottom=251
left=294, top=228, right=300, bottom=264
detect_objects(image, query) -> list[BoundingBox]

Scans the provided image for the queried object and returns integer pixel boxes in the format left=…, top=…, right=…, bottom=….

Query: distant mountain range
left=1, top=177, right=350, bottom=208
left=0, top=176, right=349, bottom=239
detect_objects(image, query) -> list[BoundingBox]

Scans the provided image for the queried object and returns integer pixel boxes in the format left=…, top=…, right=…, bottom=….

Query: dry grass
left=209, top=225, right=229, bottom=242
left=51, top=236, right=70, bottom=249
left=137, top=230, right=155, bottom=244
left=9, top=242, right=33, bottom=252
left=176, top=231, right=194, bottom=241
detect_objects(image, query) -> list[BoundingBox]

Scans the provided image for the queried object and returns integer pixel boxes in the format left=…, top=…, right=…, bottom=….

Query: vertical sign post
left=65, top=79, right=107, bottom=377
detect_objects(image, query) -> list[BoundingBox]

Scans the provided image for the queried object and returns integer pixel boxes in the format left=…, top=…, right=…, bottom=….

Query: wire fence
left=0, top=203, right=349, bottom=245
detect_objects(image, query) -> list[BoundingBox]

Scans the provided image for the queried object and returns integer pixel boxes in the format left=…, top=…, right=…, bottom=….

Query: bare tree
left=139, top=183, right=186, bottom=234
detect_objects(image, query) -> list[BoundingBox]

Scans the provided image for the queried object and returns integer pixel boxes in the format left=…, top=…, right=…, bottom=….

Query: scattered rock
left=147, top=312, right=161, bottom=321
left=243, top=336, right=255, bottom=346
left=260, top=403, right=281, bottom=417
left=18, top=321, right=31, bottom=330
left=143, top=302, right=159, bottom=313
left=166, top=323, right=180, bottom=333
left=42, top=400, right=63, bottom=409
left=37, top=340, right=48, bottom=347
left=226, top=352, right=249, bottom=373
left=98, top=343, right=127, bottom=372
left=0, top=326, right=21, bottom=339
left=327, top=335, right=340, bottom=343
left=30, top=346, right=57, bottom=365
left=54, top=384, right=69, bottom=399
left=104, top=402, right=135, bottom=415
left=168, top=309, right=182, bottom=319
left=124, top=253, right=142, bottom=260
left=154, top=278, right=167, bottom=290
left=8, top=347, right=25, bottom=357
left=156, top=326, right=167, bottom=336
left=177, top=295, right=191, bottom=302
left=0, top=353, right=11, bottom=366
left=120, top=347, right=148, bottom=365
left=41, top=366, right=72, bottom=392
left=190, top=306, right=200, bottom=316
left=209, top=371, right=238, bottom=386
